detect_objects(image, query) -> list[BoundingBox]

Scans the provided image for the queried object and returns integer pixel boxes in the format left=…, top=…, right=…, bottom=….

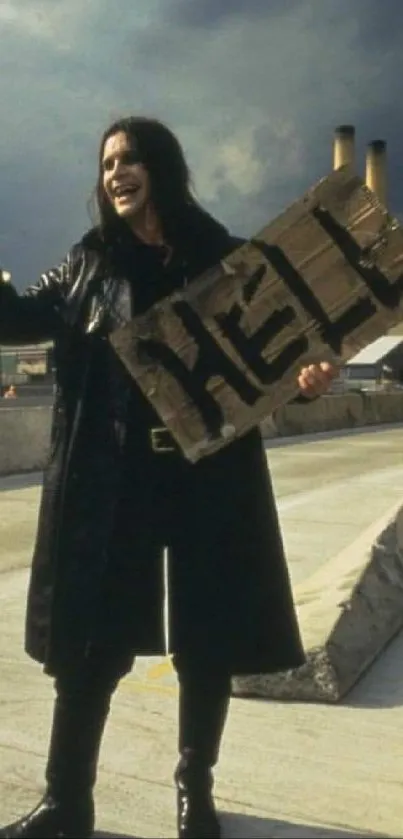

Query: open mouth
left=114, top=184, right=140, bottom=199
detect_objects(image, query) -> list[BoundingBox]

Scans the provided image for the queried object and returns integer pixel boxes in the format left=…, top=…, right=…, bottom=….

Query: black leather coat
left=0, top=210, right=305, bottom=677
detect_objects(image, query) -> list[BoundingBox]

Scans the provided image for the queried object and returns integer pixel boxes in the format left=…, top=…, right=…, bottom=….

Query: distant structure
left=332, top=124, right=387, bottom=205
left=332, top=124, right=403, bottom=379
left=0, top=342, right=54, bottom=392
left=344, top=336, right=403, bottom=390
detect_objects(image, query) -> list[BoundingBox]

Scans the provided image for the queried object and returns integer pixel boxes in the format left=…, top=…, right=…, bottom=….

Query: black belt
left=149, top=426, right=179, bottom=454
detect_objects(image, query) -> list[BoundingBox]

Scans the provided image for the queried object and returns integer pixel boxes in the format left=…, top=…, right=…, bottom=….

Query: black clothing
left=0, top=206, right=305, bottom=678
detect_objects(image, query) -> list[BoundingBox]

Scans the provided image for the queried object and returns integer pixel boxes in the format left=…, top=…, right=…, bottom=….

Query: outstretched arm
left=0, top=252, right=73, bottom=345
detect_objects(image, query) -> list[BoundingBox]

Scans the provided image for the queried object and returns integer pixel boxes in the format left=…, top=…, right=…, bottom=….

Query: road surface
left=0, top=424, right=403, bottom=837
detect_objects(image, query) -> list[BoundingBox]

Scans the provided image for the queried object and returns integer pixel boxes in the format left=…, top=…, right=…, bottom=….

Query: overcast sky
left=1, top=0, right=402, bottom=288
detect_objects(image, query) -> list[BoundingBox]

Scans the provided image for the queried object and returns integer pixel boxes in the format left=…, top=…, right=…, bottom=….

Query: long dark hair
left=91, top=116, right=200, bottom=246
left=86, top=115, right=232, bottom=269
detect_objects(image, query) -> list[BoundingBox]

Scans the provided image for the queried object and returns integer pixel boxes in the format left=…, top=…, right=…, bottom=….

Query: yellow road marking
left=117, top=657, right=176, bottom=697
left=121, top=678, right=176, bottom=696
left=146, top=659, right=174, bottom=680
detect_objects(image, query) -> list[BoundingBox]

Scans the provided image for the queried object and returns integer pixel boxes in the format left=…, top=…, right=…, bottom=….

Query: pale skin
left=102, top=131, right=164, bottom=246
left=102, top=131, right=338, bottom=397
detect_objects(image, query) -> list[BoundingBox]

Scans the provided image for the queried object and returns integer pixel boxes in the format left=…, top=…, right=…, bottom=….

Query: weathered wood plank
left=110, top=166, right=403, bottom=462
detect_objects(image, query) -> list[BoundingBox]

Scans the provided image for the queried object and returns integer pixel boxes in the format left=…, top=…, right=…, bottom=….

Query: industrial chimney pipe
left=333, top=124, right=355, bottom=170
left=365, top=139, right=387, bottom=205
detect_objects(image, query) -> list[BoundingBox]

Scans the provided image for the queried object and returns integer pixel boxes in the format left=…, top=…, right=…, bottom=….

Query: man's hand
left=297, top=361, right=338, bottom=398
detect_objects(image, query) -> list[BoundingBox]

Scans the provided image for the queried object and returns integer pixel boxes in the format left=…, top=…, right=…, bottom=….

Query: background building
left=0, top=342, right=54, bottom=396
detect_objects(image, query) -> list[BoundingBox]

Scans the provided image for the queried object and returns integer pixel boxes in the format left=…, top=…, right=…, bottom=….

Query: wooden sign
left=110, top=166, right=403, bottom=463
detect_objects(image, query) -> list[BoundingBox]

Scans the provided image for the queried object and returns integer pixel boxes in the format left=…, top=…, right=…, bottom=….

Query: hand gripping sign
left=110, top=166, right=403, bottom=463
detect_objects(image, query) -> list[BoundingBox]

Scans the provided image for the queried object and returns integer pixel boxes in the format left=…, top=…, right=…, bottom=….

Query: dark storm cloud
left=1, top=0, right=403, bottom=287
left=165, top=0, right=299, bottom=28
left=347, top=0, right=403, bottom=49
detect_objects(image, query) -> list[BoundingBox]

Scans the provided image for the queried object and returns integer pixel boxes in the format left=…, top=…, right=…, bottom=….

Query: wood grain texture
left=110, top=165, right=403, bottom=462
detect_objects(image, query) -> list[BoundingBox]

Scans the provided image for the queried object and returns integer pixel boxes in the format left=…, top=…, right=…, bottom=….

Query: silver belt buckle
left=150, top=427, right=176, bottom=453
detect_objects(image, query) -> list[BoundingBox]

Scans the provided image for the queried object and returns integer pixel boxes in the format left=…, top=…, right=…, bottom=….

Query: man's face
left=102, top=131, right=151, bottom=222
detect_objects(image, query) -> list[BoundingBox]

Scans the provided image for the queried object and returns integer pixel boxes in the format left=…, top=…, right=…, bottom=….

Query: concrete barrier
left=0, top=392, right=403, bottom=476
left=263, top=391, right=403, bottom=438
left=0, top=406, right=51, bottom=475
left=232, top=501, right=403, bottom=703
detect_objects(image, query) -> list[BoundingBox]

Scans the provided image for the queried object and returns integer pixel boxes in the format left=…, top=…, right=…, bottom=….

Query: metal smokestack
left=333, top=125, right=355, bottom=170
left=365, top=139, right=387, bottom=205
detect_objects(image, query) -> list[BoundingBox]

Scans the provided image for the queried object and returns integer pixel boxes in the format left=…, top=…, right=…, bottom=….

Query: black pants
left=49, top=644, right=232, bottom=795
left=55, top=645, right=231, bottom=698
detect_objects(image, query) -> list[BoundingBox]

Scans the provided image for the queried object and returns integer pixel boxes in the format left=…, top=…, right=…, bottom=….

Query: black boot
left=0, top=792, right=94, bottom=839
left=0, top=672, right=113, bottom=839
left=174, top=659, right=231, bottom=839
left=175, top=748, right=222, bottom=839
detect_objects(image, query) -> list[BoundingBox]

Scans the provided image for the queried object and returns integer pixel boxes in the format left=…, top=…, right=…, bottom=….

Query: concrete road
left=1, top=425, right=403, bottom=837
left=267, top=423, right=403, bottom=584
left=2, top=422, right=403, bottom=583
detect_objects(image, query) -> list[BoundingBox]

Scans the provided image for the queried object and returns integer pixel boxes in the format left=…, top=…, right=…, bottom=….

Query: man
left=0, top=116, right=336, bottom=839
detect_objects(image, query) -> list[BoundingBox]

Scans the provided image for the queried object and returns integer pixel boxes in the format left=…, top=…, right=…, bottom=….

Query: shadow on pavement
left=220, top=811, right=386, bottom=837
left=96, top=833, right=141, bottom=838
left=95, top=812, right=388, bottom=838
